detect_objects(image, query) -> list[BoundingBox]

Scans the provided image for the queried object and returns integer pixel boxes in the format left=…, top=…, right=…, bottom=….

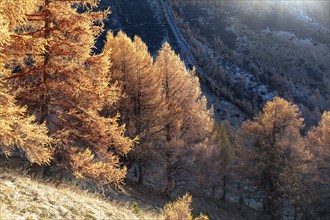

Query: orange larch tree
left=155, top=43, right=213, bottom=194
left=106, top=31, right=164, bottom=184
left=305, top=111, right=330, bottom=218
left=2, top=0, right=134, bottom=186
left=238, top=97, right=310, bottom=219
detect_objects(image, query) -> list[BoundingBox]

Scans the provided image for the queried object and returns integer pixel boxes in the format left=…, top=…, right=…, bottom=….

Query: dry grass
left=0, top=167, right=161, bottom=220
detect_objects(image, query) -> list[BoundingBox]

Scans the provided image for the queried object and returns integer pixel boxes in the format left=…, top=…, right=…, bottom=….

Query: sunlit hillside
left=170, top=0, right=330, bottom=126
left=0, top=167, right=159, bottom=220
left=1, top=0, right=329, bottom=220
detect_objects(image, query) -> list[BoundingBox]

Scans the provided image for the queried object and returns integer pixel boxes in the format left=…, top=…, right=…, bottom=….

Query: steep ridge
left=169, top=0, right=330, bottom=126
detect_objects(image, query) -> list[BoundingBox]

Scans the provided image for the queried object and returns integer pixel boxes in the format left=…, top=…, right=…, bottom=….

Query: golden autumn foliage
left=106, top=31, right=164, bottom=183
left=107, top=31, right=164, bottom=138
left=0, top=86, right=53, bottom=165
left=70, top=148, right=126, bottom=186
left=155, top=43, right=213, bottom=193
left=1, top=0, right=134, bottom=186
left=163, top=193, right=209, bottom=220
left=2, top=2, right=329, bottom=219
left=1, top=0, right=215, bottom=191
left=238, top=97, right=310, bottom=218
left=155, top=43, right=213, bottom=146
left=0, top=0, right=53, bottom=165
left=163, top=193, right=193, bottom=220
left=307, top=111, right=330, bottom=156
left=195, top=214, right=209, bottom=220
left=305, top=111, right=330, bottom=216
left=107, top=35, right=214, bottom=189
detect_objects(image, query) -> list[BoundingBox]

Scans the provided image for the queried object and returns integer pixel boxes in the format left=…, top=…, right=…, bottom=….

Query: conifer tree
left=154, top=43, right=213, bottom=194
left=214, top=123, right=232, bottom=201
left=2, top=0, right=134, bottom=186
left=195, top=122, right=234, bottom=200
left=0, top=0, right=53, bottom=165
left=106, top=31, right=164, bottom=184
left=305, top=111, right=330, bottom=218
left=238, top=97, right=309, bottom=219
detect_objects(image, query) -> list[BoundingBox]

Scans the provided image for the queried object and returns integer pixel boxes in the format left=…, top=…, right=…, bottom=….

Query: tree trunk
left=137, top=162, right=144, bottom=185
left=40, top=0, right=51, bottom=123
left=164, top=160, right=175, bottom=194
left=221, top=174, right=228, bottom=201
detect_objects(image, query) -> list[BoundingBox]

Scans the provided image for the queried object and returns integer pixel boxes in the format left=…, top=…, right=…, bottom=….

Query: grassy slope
left=0, top=167, right=160, bottom=220
left=0, top=163, right=270, bottom=220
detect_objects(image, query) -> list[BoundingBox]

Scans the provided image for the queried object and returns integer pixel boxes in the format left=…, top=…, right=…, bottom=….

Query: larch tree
left=213, top=123, right=233, bottom=201
left=105, top=31, right=165, bottom=184
left=0, top=0, right=53, bottom=165
left=238, top=97, right=310, bottom=219
left=195, top=122, right=234, bottom=200
left=2, top=0, right=134, bottom=186
left=154, top=43, right=213, bottom=194
left=305, top=111, right=330, bottom=218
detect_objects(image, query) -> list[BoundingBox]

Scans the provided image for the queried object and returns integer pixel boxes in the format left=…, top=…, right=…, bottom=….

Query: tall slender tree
left=305, top=111, right=330, bottom=218
left=215, top=123, right=232, bottom=201
left=155, top=43, right=213, bottom=194
left=2, top=0, right=134, bottom=186
left=106, top=31, right=164, bottom=184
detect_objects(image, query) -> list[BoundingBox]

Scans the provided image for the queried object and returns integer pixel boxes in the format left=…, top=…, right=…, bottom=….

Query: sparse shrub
left=163, top=193, right=209, bottom=220
left=195, top=213, right=209, bottom=220
left=163, top=193, right=192, bottom=220
left=192, top=209, right=210, bottom=220
left=132, top=201, right=141, bottom=215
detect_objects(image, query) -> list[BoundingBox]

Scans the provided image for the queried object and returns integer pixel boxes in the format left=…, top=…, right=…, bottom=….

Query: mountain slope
left=0, top=167, right=159, bottom=220
left=169, top=0, right=330, bottom=126
left=97, top=0, right=246, bottom=125
left=97, top=0, right=329, bottom=127
left=96, top=0, right=179, bottom=55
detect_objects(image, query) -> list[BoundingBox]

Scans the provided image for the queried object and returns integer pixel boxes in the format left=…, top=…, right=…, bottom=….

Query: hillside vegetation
left=1, top=1, right=329, bottom=219
left=0, top=168, right=161, bottom=220
left=169, top=0, right=330, bottom=126
left=0, top=167, right=160, bottom=220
